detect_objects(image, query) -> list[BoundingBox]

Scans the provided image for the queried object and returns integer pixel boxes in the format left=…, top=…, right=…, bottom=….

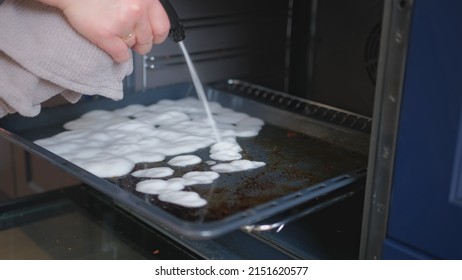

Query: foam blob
left=167, top=155, right=202, bottom=167
left=210, top=150, right=242, bottom=161
left=158, top=191, right=207, bottom=208
left=131, top=167, right=174, bottom=178
left=182, top=171, right=220, bottom=185
left=209, top=140, right=243, bottom=161
left=210, top=140, right=242, bottom=153
left=135, top=179, right=185, bottom=194
left=73, top=156, right=134, bottom=178
left=211, top=160, right=266, bottom=173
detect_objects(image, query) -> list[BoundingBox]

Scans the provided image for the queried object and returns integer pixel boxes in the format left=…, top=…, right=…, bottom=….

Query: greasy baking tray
left=0, top=82, right=369, bottom=239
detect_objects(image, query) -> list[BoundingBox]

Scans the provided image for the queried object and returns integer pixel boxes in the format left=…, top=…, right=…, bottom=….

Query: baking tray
left=0, top=82, right=369, bottom=239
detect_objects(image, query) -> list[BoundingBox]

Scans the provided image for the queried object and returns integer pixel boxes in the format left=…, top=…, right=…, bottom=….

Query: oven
left=1, top=0, right=461, bottom=260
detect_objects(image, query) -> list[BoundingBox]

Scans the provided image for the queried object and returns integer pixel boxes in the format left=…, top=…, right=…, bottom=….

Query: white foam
left=64, top=115, right=129, bottom=131
left=233, top=126, right=262, bottom=137
left=113, top=104, right=146, bottom=117
left=211, top=160, right=266, bottom=173
left=210, top=149, right=242, bottom=161
left=158, top=191, right=207, bottom=208
left=124, top=151, right=165, bottom=163
left=73, top=156, right=134, bottom=178
left=210, top=140, right=242, bottom=153
left=209, top=140, right=243, bottom=161
left=141, top=111, right=190, bottom=126
left=35, top=97, right=266, bottom=208
left=131, top=167, right=174, bottom=178
left=135, top=179, right=185, bottom=194
left=168, top=155, right=202, bottom=167
left=182, top=171, right=219, bottom=185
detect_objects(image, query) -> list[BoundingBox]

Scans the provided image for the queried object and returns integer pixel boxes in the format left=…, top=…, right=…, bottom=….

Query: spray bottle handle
left=159, top=0, right=185, bottom=42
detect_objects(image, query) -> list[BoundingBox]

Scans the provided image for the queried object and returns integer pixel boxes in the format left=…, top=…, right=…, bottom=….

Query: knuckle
left=152, top=22, right=170, bottom=42
left=159, top=21, right=171, bottom=35
left=118, top=2, right=143, bottom=25
left=137, top=35, right=154, bottom=45
left=134, top=44, right=153, bottom=55
left=127, top=1, right=143, bottom=16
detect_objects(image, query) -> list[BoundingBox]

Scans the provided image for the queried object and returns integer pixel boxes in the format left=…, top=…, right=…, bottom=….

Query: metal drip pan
left=0, top=81, right=369, bottom=239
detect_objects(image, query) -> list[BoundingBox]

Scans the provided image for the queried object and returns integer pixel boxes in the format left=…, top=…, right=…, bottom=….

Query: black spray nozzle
left=159, top=0, right=185, bottom=42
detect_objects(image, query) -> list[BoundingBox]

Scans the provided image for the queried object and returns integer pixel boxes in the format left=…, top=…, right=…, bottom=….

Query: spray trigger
left=159, top=0, right=185, bottom=42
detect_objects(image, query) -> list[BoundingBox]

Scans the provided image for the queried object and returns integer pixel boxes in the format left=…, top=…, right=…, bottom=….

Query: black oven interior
left=0, top=0, right=388, bottom=259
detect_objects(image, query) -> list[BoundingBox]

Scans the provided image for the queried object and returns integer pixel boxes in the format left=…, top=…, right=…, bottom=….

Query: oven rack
left=214, top=79, right=372, bottom=133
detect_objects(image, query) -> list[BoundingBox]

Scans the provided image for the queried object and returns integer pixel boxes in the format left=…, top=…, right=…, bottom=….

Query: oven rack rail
left=213, top=79, right=372, bottom=133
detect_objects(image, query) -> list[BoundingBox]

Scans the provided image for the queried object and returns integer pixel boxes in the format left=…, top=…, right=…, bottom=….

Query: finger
left=132, top=18, right=154, bottom=55
left=96, top=35, right=131, bottom=63
left=150, top=0, right=171, bottom=44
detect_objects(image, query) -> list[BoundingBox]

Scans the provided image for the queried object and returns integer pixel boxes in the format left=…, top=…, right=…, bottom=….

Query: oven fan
left=365, top=22, right=381, bottom=85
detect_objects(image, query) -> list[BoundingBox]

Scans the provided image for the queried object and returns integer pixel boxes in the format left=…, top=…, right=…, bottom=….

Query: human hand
left=40, top=0, right=170, bottom=63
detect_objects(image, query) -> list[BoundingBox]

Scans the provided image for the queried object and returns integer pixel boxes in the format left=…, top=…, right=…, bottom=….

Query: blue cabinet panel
left=385, top=0, right=462, bottom=259
left=450, top=114, right=462, bottom=207
left=382, top=239, right=434, bottom=260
